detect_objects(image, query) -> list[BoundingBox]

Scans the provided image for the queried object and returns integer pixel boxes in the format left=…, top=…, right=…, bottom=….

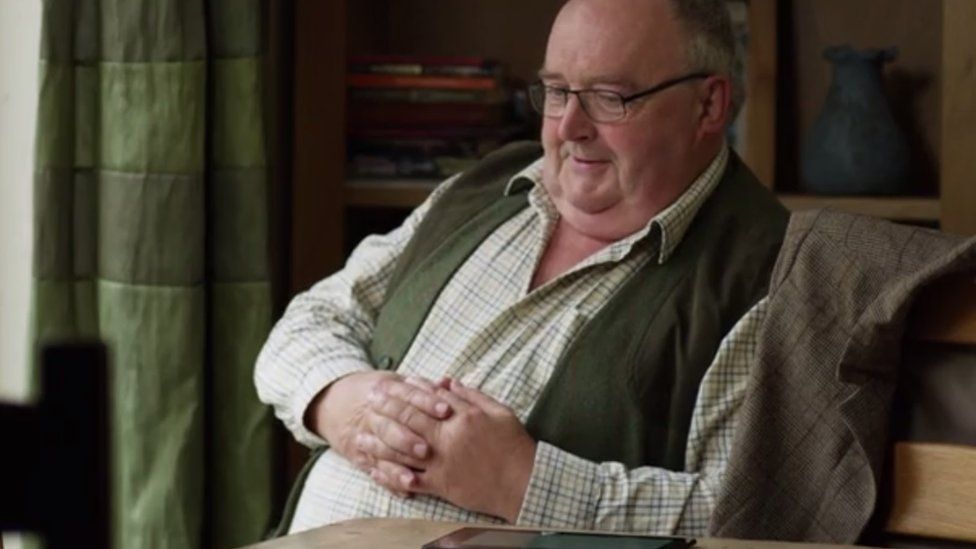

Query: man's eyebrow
left=536, top=69, right=635, bottom=88
left=537, top=69, right=562, bottom=81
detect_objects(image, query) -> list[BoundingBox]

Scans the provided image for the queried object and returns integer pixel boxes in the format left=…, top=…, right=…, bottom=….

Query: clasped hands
left=307, top=371, right=537, bottom=523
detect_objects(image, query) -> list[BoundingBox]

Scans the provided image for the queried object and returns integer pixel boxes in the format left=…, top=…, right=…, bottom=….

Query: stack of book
left=346, top=54, right=531, bottom=180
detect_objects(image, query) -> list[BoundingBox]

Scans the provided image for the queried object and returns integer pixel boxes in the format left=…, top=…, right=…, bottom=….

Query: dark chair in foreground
left=0, top=342, right=110, bottom=549
left=882, top=273, right=976, bottom=546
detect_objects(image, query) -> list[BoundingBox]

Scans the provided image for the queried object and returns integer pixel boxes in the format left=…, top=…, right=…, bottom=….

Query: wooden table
left=237, top=518, right=869, bottom=549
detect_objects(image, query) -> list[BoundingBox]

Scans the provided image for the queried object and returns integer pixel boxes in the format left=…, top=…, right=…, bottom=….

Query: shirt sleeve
left=253, top=176, right=459, bottom=448
left=515, top=297, right=767, bottom=536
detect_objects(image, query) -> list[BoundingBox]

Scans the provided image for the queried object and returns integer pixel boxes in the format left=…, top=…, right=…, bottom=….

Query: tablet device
left=422, top=527, right=695, bottom=549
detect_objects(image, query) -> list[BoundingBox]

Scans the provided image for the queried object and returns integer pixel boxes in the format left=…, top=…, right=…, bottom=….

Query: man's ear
left=696, top=74, right=732, bottom=138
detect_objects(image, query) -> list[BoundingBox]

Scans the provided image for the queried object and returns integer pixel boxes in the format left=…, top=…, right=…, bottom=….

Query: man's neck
left=530, top=218, right=613, bottom=291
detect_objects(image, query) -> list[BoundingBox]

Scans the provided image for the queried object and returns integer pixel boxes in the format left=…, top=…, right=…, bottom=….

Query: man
left=256, top=0, right=787, bottom=536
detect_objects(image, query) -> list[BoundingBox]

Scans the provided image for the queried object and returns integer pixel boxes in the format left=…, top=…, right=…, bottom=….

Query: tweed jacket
left=709, top=209, right=976, bottom=543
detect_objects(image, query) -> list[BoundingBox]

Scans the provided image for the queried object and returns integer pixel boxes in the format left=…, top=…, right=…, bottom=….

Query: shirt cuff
left=516, top=441, right=600, bottom=529
left=288, top=359, right=372, bottom=447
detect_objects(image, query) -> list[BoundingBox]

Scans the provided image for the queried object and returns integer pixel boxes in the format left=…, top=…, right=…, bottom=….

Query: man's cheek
left=540, top=119, right=561, bottom=147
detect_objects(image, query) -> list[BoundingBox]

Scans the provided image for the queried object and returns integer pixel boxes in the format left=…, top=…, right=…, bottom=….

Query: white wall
left=1, top=1, right=40, bottom=544
left=0, top=0, right=40, bottom=406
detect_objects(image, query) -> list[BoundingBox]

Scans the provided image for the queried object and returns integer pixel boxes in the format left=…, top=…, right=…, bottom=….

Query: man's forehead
left=551, top=0, right=678, bottom=39
left=543, top=0, right=685, bottom=81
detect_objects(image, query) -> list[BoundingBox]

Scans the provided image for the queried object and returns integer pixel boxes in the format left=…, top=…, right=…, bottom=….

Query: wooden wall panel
left=744, top=0, right=777, bottom=187
left=292, top=0, right=346, bottom=293
left=940, top=0, right=976, bottom=236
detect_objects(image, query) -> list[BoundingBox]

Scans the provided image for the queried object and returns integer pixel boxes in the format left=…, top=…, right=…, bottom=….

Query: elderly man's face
left=539, top=0, right=707, bottom=241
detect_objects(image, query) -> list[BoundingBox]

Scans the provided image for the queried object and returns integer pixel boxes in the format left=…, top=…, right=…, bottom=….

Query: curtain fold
left=31, top=0, right=275, bottom=546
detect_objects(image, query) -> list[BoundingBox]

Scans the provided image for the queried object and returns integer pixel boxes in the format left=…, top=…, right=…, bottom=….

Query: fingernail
left=435, top=402, right=449, bottom=416
left=355, top=433, right=365, bottom=448
left=369, top=468, right=379, bottom=480
left=413, top=443, right=428, bottom=458
left=400, top=472, right=415, bottom=487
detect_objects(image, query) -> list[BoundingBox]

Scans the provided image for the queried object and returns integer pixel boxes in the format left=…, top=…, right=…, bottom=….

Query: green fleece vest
left=368, top=141, right=788, bottom=470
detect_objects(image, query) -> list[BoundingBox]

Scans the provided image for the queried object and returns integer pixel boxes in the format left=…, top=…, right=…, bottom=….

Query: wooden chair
left=0, top=342, right=110, bottom=549
left=884, top=273, right=976, bottom=544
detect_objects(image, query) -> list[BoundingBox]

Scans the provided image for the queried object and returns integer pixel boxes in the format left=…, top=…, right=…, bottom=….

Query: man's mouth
left=573, top=157, right=607, bottom=163
left=570, top=156, right=610, bottom=167
left=568, top=156, right=611, bottom=175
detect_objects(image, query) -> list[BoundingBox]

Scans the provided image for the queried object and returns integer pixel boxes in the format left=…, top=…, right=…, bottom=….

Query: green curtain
left=31, top=0, right=275, bottom=547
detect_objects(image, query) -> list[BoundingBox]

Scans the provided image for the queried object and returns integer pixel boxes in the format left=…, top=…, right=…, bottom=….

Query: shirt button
left=377, top=355, right=394, bottom=369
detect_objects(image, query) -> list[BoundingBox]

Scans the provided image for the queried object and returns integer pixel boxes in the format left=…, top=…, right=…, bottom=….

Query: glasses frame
left=528, top=72, right=712, bottom=123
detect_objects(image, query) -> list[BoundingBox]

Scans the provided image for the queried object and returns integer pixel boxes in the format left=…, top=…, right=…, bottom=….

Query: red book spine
left=348, top=54, right=489, bottom=67
left=347, top=73, right=498, bottom=91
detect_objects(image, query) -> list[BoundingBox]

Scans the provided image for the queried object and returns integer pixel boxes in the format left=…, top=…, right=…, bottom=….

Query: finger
left=431, top=381, right=476, bottom=413
left=365, top=403, right=434, bottom=459
left=403, top=375, right=438, bottom=391
left=370, top=460, right=417, bottom=498
left=349, top=448, right=373, bottom=472
left=448, top=378, right=509, bottom=414
left=355, top=432, right=427, bottom=470
left=370, top=391, right=443, bottom=441
left=368, top=469, right=408, bottom=498
left=381, top=378, right=453, bottom=419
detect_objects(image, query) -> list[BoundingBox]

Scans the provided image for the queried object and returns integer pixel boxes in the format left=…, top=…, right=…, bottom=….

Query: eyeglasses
left=528, top=72, right=711, bottom=123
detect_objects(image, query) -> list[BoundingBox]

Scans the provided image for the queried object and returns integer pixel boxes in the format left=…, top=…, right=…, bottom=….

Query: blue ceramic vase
left=801, top=45, right=910, bottom=195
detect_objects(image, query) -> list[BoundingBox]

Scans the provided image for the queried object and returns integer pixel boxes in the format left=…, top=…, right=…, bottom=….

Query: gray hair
left=669, top=0, right=745, bottom=120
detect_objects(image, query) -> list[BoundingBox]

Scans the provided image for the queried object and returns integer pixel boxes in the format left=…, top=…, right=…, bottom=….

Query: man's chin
left=556, top=192, right=621, bottom=221
left=559, top=182, right=620, bottom=215
left=557, top=205, right=636, bottom=242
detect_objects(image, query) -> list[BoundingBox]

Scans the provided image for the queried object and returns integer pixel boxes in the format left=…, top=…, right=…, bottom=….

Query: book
left=349, top=87, right=510, bottom=105
left=347, top=124, right=528, bottom=142
left=347, top=73, right=499, bottom=91
left=349, top=54, right=493, bottom=67
left=348, top=153, right=481, bottom=179
left=348, top=62, right=501, bottom=78
left=347, top=101, right=510, bottom=129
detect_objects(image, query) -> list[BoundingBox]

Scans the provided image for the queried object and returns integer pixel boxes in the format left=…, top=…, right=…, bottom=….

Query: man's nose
left=557, top=94, right=596, bottom=142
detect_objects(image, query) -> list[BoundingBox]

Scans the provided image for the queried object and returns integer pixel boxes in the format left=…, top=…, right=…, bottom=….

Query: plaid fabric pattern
left=710, top=210, right=976, bottom=542
left=255, top=147, right=759, bottom=535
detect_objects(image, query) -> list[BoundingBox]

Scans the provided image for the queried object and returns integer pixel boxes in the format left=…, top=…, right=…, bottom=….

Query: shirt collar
left=503, top=146, right=729, bottom=264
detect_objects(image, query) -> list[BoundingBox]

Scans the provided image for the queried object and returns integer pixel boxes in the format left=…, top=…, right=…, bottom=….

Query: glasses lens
left=579, top=90, right=625, bottom=122
left=529, top=84, right=570, bottom=118
left=528, top=83, right=548, bottom=115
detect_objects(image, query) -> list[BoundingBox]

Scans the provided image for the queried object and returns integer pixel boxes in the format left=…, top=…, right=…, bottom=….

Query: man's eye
left=545, top=87, right=569, bottom=99
left=592, top=91, right=622, bottom=108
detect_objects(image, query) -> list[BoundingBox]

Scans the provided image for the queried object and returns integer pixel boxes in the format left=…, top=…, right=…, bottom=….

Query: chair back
left=885, top=273, right=976, bottom=543
left=0, top=342, right=110, bottom=549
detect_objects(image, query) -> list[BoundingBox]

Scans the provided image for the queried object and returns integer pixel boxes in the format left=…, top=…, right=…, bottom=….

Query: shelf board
left=343, top=181, right=942, bottom=223
left=344, top=178, right=439, bottom=208
left=777, top=194, right=941, bottom=222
